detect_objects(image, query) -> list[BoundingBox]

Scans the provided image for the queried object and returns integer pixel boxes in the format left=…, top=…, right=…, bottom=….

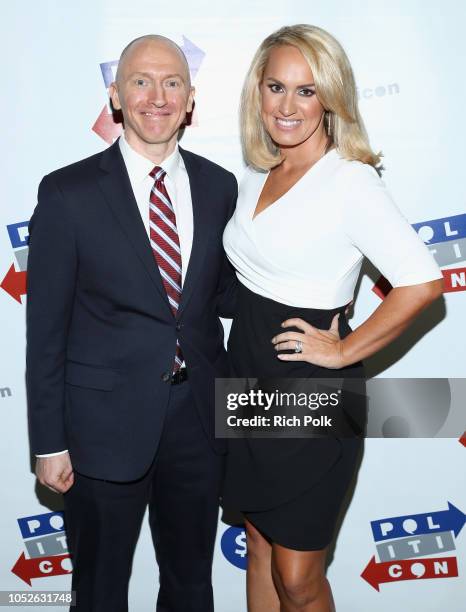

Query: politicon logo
left=0, top=386, right=12, bottom=398
left=92, top=36, right=206, bottom=144
left=11, top=511, right=72, bottom=586
left=221, top=526, right=248, bottom=570
left=361, top=501, right=465, bottom=591
left=374, top=213, right=466, bottom=297
left=357, top=82, right=400, bottom=100
left=1, top=221, right=29, bottom=303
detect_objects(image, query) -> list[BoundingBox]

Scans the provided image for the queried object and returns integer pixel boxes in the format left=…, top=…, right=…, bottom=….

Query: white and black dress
left=222, top=149, right=442, bottom=550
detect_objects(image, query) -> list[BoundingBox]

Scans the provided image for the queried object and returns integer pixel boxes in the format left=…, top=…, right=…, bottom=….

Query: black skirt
left=223, top=283, right=365, bottom=550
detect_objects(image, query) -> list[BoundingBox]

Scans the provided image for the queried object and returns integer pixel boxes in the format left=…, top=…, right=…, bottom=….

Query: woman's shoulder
left=332, top=151, right=383, bottom=188
left=242, top=165, right=268, bottom=180
left=238, top=165, right=267, bottom=191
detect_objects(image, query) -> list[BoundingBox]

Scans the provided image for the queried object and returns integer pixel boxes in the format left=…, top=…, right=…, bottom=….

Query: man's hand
left=36, top=453, right=74, bottom=494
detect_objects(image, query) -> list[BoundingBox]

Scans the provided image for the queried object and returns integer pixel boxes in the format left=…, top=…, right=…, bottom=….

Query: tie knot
left=149, top=166, right=166, bottom=181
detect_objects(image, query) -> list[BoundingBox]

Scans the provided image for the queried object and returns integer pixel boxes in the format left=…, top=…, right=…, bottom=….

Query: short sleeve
left=341, top=163, right=443, bottom=287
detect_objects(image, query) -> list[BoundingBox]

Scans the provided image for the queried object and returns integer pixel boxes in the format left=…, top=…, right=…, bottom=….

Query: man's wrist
left=36, top=450, right=69, bottom=458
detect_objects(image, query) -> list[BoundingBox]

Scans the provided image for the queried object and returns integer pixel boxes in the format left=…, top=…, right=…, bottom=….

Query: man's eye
left=135, top=79, right=147, bottom=86
left=166, top=80, right=180, bottom=87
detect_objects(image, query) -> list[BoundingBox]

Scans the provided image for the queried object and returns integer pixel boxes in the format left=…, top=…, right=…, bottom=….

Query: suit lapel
left=177, top=147, right=212, bottom=318
left=97, top=140, right=172, bottom=314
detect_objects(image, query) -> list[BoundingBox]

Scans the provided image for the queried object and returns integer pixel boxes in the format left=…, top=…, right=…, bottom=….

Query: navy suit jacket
left=26, top=140, right=238, bottom=481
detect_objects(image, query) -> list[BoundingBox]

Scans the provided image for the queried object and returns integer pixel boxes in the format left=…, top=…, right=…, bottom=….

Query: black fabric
left=26, top=141, right=238, bottom=480
left=223, top=283, right=365, bottom=549
left=64, top=382, right=223, bottom=612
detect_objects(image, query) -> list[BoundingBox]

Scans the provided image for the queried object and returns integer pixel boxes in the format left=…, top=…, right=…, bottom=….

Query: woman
left=222, top=25, right=444, bottom=612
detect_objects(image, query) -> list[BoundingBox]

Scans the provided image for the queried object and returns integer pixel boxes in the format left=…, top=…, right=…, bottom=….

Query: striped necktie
left=149, top=166, right=183, bottom=372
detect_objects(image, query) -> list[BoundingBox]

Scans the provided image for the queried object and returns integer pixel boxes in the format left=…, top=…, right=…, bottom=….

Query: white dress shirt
left=224, top=148, right=442, bottom=309
left=118, top=135, right=193, bottom=284
left=37, top=134, right=193, bottom=458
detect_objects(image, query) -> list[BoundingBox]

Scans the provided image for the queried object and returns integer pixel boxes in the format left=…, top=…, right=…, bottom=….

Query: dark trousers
left=64, top=381, right=223, bottom=612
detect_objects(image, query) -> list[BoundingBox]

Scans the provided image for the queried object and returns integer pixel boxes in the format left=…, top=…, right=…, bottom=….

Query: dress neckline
left=251, top=148, right=337, bottom=222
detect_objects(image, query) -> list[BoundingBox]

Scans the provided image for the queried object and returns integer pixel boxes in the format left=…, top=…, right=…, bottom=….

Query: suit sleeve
left=26, top=174, right=78, bottom=455
left=216, top=172, right=239, bottom=319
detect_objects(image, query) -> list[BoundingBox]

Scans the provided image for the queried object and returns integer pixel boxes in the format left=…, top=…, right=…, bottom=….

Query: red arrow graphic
left=373, top=267, right=465, bottom=300
left=442, top=266, right=466, bottom=293
left=1, top=264, right=27, bottom=303
left=372, top=276, right=392, bottom=300
left=459, top=431, right=466, bottom=447
left=361, top=555, right=458, bottom=591
left=11, top=552, right=72, bottom=586
left=92, top=104, right=122, bottom=144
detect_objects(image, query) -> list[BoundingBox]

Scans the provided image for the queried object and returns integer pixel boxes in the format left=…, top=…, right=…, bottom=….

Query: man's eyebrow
left=265, top=77, right=315, bottom=88
left=164, top=73, right=185, bottom=80
left=127, top=71, right=186, bottom=81
left=126, top=71, right=152, bottom=80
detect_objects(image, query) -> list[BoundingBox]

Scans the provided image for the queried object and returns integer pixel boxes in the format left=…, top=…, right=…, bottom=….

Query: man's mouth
left=141, top=111, right=170, bottom=118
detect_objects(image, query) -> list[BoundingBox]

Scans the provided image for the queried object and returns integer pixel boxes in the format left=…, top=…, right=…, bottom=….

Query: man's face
left=110, top=40, right=194, bottom=154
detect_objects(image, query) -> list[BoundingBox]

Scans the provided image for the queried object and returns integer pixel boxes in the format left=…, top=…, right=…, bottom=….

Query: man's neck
left=123, top=132, right=178, bottom=165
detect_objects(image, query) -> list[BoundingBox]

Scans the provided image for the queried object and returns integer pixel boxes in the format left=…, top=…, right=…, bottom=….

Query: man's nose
left=148, top=84, right=167, bottom=107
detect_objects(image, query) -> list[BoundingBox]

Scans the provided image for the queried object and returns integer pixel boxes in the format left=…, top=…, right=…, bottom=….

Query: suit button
left=161, top=372, right=171, bottom=383
left=176, top=323, right=183, bottom=331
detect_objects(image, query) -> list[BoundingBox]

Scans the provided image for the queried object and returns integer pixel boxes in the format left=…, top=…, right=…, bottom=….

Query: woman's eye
left=300, top=88, right=315, bottom=97
left=268, top=84, right=283, bottom=93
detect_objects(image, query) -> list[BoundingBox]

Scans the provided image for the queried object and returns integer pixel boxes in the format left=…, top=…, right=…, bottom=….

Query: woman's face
left=260, top=44, right=325, bottom=152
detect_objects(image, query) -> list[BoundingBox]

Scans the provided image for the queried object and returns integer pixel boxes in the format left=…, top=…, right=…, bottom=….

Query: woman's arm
left=271, top=278, right=444, bottom=368
left=339, top=278, right=443, bottom=366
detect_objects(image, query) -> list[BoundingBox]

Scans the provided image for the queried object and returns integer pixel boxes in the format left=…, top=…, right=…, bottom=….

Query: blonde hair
left=241, top=24, right=382, bottom=171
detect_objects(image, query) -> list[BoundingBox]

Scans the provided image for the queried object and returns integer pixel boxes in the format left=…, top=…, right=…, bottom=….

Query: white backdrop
left=1, top=1, right=465, bottom=610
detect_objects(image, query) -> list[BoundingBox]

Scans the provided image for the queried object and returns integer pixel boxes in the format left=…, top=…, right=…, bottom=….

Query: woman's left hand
left=271, top=314, right=345, bottom=369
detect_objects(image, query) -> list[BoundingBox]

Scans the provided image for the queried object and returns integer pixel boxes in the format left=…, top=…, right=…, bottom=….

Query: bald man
left=27, top=35, right=238, bottom=611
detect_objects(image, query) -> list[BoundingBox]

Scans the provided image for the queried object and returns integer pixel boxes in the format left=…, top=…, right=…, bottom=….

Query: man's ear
left=109, top=82, right=121, bottom=110
left=187, top=86, right=195, bottom=113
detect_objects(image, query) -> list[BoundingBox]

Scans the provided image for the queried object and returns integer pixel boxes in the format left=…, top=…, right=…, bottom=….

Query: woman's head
left=241, top=24, right=381, bottom=171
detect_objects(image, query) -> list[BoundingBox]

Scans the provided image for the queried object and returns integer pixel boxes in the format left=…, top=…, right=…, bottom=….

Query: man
left=26, top=35, right=237, bottom=612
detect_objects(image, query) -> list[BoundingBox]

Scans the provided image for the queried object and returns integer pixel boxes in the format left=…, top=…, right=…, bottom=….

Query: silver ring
left=294, top=340, right=303, bottom=354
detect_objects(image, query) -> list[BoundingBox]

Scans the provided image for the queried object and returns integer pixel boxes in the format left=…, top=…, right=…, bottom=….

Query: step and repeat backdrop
left=1, top=1, right=465, bottom=610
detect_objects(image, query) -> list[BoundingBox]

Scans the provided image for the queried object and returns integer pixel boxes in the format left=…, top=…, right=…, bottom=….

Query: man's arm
left=26, top=174, right=77, bottom=491
left=216, top=172, right=238, bottom=319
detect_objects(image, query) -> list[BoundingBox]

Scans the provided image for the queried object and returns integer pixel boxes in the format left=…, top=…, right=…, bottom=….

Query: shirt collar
left=118, top=133, right=183, bottom=185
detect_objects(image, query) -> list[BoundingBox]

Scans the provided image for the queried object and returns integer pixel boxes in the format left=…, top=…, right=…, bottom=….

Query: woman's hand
left=271, top=314, right=345, bottom=369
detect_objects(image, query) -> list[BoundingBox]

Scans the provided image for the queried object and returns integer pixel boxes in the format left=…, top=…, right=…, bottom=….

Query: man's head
left=110, top=35, right=194, bottom=157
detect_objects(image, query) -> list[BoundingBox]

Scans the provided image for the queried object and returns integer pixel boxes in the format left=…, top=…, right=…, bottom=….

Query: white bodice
left=223, top=149, right=442, bottom=308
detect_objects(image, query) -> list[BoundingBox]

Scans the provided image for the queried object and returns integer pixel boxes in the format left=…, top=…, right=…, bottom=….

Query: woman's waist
left=236, top=281, right=347, bottom=327
left=235, top=275, right=354, bottom=313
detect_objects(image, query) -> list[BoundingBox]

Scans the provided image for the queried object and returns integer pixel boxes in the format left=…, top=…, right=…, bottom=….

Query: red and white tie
left=149, top=166, right=183, bottom=372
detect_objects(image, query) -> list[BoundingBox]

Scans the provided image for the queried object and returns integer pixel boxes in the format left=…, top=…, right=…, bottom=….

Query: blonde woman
left=222, top=25, right=443, bottom=612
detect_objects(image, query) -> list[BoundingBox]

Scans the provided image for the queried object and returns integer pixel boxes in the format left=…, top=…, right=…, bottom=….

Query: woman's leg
left=244, top=519, right=280, bottom=612
left=271, top=544, right=335, bottom=612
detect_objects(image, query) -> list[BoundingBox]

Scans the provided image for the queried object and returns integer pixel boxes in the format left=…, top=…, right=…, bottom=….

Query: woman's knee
left=272, top=549, right=327, bottom=606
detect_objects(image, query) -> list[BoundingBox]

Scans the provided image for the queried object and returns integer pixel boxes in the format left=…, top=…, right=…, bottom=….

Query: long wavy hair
left=241, top=24, right=382, bottom=171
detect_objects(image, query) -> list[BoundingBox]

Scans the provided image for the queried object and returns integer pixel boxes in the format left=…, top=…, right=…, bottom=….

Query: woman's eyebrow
left=265, top=77, right=315, bottom=88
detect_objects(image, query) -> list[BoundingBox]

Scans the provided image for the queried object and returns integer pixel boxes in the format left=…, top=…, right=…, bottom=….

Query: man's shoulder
left=180, top=148, right=236, bottom=182
left=44, top=144, right=114, bottom=187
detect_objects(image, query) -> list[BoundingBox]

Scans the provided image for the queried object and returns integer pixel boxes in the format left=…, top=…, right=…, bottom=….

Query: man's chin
left=131, top=132, right=179, bottom=148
